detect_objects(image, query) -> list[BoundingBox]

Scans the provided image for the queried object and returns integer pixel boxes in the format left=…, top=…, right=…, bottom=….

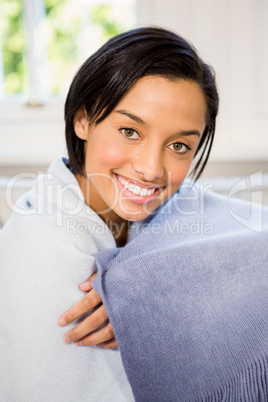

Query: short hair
left=65, top=26, right=219, bottom=180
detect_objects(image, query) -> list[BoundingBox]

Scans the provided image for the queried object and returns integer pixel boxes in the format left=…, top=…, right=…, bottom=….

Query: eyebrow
left=115, top=109, right=201, bottom=137
left=115, top=109, right=145, bottom=125
left=178, top=129, right=201, bottom=138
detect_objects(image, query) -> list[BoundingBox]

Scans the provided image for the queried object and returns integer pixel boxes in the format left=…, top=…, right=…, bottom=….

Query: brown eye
left=125, top=129, right=135, bottom=137
left=169, top=142, right=189, bottom=153
left=173, top=143, right=183, bottom=151
left=121, top=128, right=139, bottom=139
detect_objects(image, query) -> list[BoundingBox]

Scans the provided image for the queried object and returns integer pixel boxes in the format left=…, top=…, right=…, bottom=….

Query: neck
left=106, top=219, right=130, bottom=247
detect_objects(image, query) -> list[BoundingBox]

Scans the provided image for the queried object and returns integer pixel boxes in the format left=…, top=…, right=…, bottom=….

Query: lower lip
left=114, top=174, right=162, bottom=205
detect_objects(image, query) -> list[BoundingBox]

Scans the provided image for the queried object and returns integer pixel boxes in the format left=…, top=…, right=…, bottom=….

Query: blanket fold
left=93, top=185, right=268, bottom=401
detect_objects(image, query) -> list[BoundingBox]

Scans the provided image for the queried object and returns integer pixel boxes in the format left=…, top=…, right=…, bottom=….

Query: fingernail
left=78, top=281, right=92, bottom=291
left=63, top=335, right=72, bottom=344
left=75, top=341, right=83, bottom=346
left=58, top=318, right=67, bottom=327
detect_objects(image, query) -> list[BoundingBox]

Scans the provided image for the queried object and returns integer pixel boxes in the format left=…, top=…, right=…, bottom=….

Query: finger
left=58, top=289, right=102, bottom=327
left=78, top=272, right=97, bottom=292
left=75, top=322, right=115, bottom=347
left=97, top=337, right=118, bottom=350
left=89, top=272, right=98, bottom=282
left=63, top=304, right=109, bottom=343
left=78, top=281, right=93, bottom=292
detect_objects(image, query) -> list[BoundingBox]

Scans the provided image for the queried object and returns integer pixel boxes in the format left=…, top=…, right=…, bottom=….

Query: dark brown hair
left=65, top=26, right=219, bottom=180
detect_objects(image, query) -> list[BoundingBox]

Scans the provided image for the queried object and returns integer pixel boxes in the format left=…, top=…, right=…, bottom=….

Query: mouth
left=115, top=174, right=164, bottom=204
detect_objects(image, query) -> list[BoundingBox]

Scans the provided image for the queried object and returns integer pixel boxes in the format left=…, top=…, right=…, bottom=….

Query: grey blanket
left=94, top=184, right=268, bottom=401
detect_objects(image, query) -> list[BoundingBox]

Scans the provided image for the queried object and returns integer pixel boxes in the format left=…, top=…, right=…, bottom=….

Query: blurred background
left=0, top=0, right=267, bottom=225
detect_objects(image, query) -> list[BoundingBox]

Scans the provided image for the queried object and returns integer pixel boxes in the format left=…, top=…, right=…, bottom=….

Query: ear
left=73, top=107, right=89, bottom=140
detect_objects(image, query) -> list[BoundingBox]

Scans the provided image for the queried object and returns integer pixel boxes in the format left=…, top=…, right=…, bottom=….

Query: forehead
left=115, top=76, right=207, bottom=131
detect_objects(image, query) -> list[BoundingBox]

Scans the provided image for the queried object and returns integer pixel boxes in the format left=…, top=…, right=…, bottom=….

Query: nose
left=131, top=145, right=164, bottom=181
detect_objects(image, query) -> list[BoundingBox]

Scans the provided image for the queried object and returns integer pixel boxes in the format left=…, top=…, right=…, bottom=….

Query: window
left=0, top=0, right=136, bottom=165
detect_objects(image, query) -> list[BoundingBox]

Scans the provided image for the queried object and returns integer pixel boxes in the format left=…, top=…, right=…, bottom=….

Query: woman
left=57, top=25, right=218, bottom=349
left=0, top=27, right=218, bottom=401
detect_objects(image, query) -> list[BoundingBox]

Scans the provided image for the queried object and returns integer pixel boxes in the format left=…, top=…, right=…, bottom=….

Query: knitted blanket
left=93, top=183, right=268, bottom=401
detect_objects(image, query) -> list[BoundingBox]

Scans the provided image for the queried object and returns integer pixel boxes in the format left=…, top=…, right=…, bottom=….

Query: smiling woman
left=74, top=77, right=206, bottom=231
left=0, top=27, right=220, bottom=401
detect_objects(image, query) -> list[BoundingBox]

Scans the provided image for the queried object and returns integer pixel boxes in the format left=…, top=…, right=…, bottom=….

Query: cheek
left=87, top=138, right=128, bottom=169
left=168, top=161, right=192, bottom=190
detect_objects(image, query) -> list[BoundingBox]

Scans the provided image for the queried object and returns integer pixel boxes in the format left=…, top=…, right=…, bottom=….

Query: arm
left=58, top=273, right=118, bottom=349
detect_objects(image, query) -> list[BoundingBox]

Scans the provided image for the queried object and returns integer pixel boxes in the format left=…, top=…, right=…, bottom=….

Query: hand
left=58, top=273, right=118, bottom=349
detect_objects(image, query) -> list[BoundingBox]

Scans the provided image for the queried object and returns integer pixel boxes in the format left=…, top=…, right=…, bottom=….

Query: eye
left=169, top=142, right=190, bottom=153
left=121, top=128, right=140, bottom=140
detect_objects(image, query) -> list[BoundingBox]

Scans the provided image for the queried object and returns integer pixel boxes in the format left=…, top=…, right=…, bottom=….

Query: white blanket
left=0, top=157, right=134, bottom=402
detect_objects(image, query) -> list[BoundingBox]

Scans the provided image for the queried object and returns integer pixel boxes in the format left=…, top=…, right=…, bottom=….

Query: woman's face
left=74, top=76, right=207, bottom=223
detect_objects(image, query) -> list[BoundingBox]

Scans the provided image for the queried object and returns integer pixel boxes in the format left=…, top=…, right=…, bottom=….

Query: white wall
left=136, top=0, right=268, bottom=164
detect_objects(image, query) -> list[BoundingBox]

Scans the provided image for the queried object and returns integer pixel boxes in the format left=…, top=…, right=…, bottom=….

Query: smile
left=116, top=174, right=163, bottom=198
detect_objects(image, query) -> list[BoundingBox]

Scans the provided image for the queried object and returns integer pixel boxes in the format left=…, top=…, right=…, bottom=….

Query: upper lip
left=115, top=174, right=164, bottom=190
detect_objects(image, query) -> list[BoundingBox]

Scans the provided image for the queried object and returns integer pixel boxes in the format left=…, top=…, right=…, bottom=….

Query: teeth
left=117, top=176, right=157, bottom=197
left=132, top=187, right=140, bottom=195
left=140, top=188, right=147, bottom=196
